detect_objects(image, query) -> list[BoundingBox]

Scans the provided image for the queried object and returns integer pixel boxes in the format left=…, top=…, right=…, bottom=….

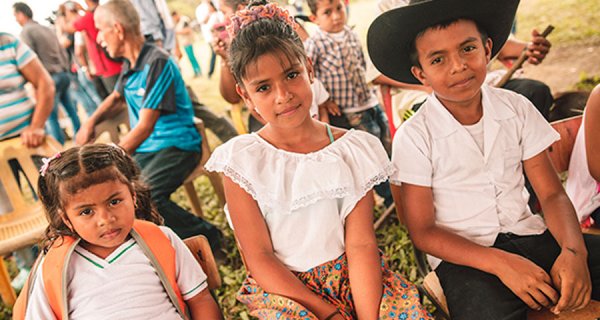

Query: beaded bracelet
left=324, top=310, right=340, bottom=320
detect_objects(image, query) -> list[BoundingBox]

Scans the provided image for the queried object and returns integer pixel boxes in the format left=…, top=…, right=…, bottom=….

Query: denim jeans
left=134, top=147, right=222, bottom=253
left=436, top=231, right=600, bottom=320
left=71, top=70, right=102, bottom=116
left=46, top=72, right=81, bottom=144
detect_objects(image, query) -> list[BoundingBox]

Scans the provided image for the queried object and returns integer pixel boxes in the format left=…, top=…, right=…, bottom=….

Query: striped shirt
left=116, top=43, right=200, bottom=153
left=0, top=33, right=36, bottom=140
left=304, top=26, right=379, bottom=114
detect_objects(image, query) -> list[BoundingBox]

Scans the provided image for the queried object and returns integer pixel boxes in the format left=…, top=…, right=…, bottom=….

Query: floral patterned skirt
left=237, top=253, right=432, bottom=319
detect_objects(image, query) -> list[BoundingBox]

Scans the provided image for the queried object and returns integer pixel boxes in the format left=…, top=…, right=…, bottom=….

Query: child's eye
left=256, top=85, right=269, bottom=93
left=79, top=208, right=93, bottom=216
left=324, top=9, right=331, bottom=15
left=109, top=199, right=122, bottom=206
left=463, top=45, right=476, bottom=53
left=431, top=57, right=442, bottom=65
left=287, top=71, right=299, bottom=79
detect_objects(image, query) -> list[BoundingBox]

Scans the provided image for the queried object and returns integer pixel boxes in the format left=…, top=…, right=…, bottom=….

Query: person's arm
left=401, top=183, right=559, bottom=311
left=497, top=29, right=551, bottom=65
left=186, top=289, right=222, bottom=320
left=371, top=74, right=432, bottom=93
left=345, top=190, right=382, bottom=319
left=214, top=39, right=242, bottom=104
left=523, top=151, right=591, bottom=314
left=20, top=58, right=55, bottom=147
left=118, top=108, right=160, bottom=154
left=75, top=91, right=124, bottom=145
left=584, top=85, right=600, bottom=180
left=223, top=176, right=340, bottom=319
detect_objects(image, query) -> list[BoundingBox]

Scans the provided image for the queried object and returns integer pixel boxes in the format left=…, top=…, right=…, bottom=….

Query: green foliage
left=573, top=73, right=600, bottom=92
left=515, top=0, right=600, bottom=45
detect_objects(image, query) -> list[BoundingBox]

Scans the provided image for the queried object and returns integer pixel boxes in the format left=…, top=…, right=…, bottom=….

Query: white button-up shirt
left=391, top=85, right=560, bottom=269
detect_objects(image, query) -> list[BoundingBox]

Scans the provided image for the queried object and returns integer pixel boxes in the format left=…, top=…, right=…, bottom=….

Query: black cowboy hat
left=367, top=0, right=520, bottom=84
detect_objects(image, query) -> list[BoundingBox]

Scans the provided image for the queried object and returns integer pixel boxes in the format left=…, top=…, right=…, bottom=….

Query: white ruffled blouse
left=205, top=130, right=394, bottom=272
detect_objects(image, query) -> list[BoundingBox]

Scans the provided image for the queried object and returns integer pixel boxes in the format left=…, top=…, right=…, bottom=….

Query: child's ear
left=309, top=14, right=317, bottom=23
left=411, top=66, right=429, bottom=86
left=60, top=211, right=74, bottom=232
left=236, top=83, right=255, bottom=109
left=484, top=38, right=493, bottom=63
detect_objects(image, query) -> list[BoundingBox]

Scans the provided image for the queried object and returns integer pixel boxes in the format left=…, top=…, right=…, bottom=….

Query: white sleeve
left=390, top=121, right=433, bottom=187
left=518, top=97, right=560, bottom=160
left=312, top=79, right=330, bottom=105
left=160, top=227, right=209, bottom=300
left=24, top=258, right=57, bottom=320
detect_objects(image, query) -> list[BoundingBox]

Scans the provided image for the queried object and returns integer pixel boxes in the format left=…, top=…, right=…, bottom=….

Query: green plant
left=573, top=72, right=600, bottom=92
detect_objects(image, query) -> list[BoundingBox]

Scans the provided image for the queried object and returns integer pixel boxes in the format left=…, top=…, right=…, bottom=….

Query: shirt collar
left=425, top=85, right=516, bottom=139
left=129, top=42, right=154, bottom=72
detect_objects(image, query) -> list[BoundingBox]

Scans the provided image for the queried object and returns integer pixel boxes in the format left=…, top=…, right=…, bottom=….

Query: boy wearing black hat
left=368, top=0, right=600, bottom=319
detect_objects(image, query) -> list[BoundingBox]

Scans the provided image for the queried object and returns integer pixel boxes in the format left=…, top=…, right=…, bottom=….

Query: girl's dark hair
left=228, top=0, right=307, bottom=84
left=38, top=144, right=162, bottom=252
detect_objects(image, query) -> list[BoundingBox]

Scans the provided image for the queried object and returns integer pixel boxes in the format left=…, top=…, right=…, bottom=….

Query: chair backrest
left=94, top=107, right=130, bottom=143
left=183, top=235, right=221, bottom=290
left=0, top=136, right=62, bottom=255
left=547, top=115, right=583, bottom=173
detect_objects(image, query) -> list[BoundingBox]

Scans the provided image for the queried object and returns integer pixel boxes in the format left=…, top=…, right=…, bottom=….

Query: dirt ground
left=519, top=41, right=600, bottom=93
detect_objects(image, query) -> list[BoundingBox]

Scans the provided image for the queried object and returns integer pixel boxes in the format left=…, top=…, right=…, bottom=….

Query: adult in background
left=61, top=0, right=123, bottom=99
left=0, top=33, right=54, bottom=212
left=75, top=0, right=222, bottom=253
left=172, top=11, right=202, bottom=78
left=13, top=2, right=81, bottom=145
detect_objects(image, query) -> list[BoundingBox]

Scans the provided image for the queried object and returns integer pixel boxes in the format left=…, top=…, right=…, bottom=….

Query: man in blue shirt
left=76, top=0, right=221, bottom=252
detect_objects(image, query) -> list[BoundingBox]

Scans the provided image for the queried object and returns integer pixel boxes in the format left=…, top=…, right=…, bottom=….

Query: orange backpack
left=13, top=220, right=187, bottom=320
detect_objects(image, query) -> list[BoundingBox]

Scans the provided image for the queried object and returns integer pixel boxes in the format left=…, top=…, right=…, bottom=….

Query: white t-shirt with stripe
left=25, top=226, right=208, bottom=320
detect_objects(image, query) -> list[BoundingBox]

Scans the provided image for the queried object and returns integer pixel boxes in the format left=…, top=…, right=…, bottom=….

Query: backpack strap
left=130, top=220, right=187, bottom=319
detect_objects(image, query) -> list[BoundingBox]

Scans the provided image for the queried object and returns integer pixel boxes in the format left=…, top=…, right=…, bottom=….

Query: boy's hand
left=550, top=248, right=591, bottom=314
left=495, top=252, right=559, bottom=310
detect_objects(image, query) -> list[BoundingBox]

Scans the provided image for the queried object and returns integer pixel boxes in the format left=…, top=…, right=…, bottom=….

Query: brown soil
left=519, top=40, right=600, bottom=94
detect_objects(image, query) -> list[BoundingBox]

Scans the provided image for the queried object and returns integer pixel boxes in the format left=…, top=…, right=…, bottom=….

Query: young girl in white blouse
left=205, top=1, right=430, bottom=319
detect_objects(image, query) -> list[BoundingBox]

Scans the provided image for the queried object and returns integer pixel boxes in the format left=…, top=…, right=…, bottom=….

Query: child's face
left=236, top=51, right=314, bottom=129
left=61, top=180, right=136, bottom=259
left=411, top=19, right=492, bottom=109
left=310, top=0, right=346, bottom=33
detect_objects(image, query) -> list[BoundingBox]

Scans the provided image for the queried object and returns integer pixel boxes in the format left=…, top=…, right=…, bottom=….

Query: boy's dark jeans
left=134, top=147, right=222, bottom=253
left=436, top=231, right=600, bottom=320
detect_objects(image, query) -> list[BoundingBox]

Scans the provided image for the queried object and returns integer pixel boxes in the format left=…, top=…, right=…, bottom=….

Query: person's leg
left=56, top=72, right=81, bottom=133
left=100, top=74, right=120, bottom=94
left=92, top=76, right=110, bottom=100
left=503, top=78, right=552, bottom=120
left=193, top=104, right=238, bottom=143
left=582, top=234, right=600, bottom=300
left=208, top=47, right=216, bottom=78
left=184, top=45, right=202, bottom=77
left=436, top=259, right=528, bottom=320
left=46, top=74, right=66, bottom=144
left=75, top=69, right=101, bottom=116
left=134, top=147, right=222, bottom=252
